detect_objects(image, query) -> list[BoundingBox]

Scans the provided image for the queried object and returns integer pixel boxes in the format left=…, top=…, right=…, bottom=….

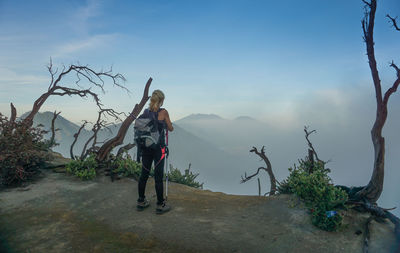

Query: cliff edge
left=0, top=169, right=397, bottom=253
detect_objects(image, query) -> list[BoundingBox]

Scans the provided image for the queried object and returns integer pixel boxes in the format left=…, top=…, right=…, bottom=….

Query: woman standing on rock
left=137, top=89, right=174, bottom=214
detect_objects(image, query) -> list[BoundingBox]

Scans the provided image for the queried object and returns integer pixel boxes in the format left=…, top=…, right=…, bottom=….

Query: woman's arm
left=161, top=109, right=174, bottom=131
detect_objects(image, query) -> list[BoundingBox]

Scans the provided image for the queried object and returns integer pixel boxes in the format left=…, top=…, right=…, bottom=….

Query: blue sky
left=0, top=0, right=399, bottom=124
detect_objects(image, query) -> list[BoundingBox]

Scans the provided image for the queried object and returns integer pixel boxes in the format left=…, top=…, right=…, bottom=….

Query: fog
left=173, top=85, right=400, bottom=216
left=26, top=83, right=400, bottom=217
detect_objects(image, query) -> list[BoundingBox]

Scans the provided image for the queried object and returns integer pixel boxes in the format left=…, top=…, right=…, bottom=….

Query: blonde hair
left=149, top=90, right=165, bottom=112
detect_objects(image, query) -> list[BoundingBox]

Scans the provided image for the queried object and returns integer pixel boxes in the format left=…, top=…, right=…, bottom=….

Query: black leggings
left=138, top=146, right=165, bottom=204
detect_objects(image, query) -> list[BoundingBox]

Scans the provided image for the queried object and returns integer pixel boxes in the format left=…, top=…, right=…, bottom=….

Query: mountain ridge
left=22, top=111, right=249, bottom=193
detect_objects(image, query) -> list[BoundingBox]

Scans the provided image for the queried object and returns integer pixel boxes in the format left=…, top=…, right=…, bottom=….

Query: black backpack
left=134, top=109, right=164, bottom=151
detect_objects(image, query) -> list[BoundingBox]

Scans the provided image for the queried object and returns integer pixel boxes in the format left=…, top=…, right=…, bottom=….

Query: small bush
left=109, top=154, right=203, bottom=188
left=0, top=114, right=52, bottom=186
left=109, top=154, right=143, bottom=180
left=66, top=153, right=97, bottom=180
left=167, top=164, right=203, bottom=189
left=278, top=159, right=348, bottom=231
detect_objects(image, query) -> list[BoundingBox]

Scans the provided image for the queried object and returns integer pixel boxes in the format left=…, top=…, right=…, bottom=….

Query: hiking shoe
left=137, top=199, right=150, bottom=211
left=156, top=201, right=171, bottom=214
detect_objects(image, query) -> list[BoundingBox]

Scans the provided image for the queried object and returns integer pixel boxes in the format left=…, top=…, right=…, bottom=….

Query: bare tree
left=49, top=111, right=61, bottom=147
left=241, top=146, right=277, bottom=196
left=21, top=59, right=127, bottom=128
left=354, top=0, right=400, bottom=204
left=70, top=121, right=89, bottom=159
left=96, top=78, right=152, bottom=162
left=80, top=108, right=124, bottom=160
left=333, top=2, right=400, bottom=250
left=303, top=126, right=331, bottom=174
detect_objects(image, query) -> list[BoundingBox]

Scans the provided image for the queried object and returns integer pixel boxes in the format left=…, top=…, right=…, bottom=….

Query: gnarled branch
left=241, top=146, right=277, bottom=195
left=304, top=126, right=325, bottom=164
left=361, top=0, right=371, bottom=7
left=387, top=14, right=400, bottom=31
left=80, top=108, right=123, bottom=160
left=117, top=143, right=136, bottom=157
left=241, top=167, right=267, bottom=183
left=383, top=61, right=400, bottom=106
left=10, top=103, right=16, bottom=123
left=97, top=77, right=152, bottom=162
left=363, top=216, right=373, bottom=253
left=362, top=0, right=382, bottom=108
left=23, top=62, right=127, bottom=127
left=49, top=110, right=61, bottom=147
left=70, top=121, right=89, bottom=159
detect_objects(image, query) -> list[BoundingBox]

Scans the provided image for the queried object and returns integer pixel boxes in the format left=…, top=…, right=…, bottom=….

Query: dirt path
left=0, top=170, right=397, bottom=253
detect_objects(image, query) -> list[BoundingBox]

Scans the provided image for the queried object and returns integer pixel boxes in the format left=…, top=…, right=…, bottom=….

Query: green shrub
left=167, top=164, right=203, bottom=189
left=0, top=114, right=52, bottom=186
left=109, top=154, right=144, bottom=180
left=66, top=153, right=97, bottom=180
left=278, top=159, right=348, bottom=231
left=109, top=154, right=203, bottom=188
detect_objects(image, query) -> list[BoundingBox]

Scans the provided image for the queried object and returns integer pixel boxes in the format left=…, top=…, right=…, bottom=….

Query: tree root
left=363, top=216, right=373, bottom=253
left=336, top=185, right=400, bottom=252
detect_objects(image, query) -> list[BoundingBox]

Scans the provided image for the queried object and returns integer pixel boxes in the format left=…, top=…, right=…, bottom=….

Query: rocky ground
left=0, top=168, right=397, bottom=253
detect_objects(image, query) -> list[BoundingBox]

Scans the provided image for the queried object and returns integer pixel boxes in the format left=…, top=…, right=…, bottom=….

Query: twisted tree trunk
left=355, top=0, right=400, bottom=203
left=49, top=111, right=61, bottom=147
left=10, top=103, right=16, bottom=123
left=70, top=121, right=88, bottom=159
left=241, top=146, right=277, bottom=196
left=96, top=78, right=152, bottom=162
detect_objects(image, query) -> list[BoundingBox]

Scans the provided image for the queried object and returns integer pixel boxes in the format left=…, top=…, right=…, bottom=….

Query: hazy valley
left=24, top=111, right=400, bottom=216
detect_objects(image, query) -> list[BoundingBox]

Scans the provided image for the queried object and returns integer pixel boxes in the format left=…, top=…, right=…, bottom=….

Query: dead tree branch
left=80, top=108, right=122, bottom=160
left=49, top=111, right=61, bottom=147
left=363, top=216, right=373, bottom=253
left=10, top=103, right=16, bottom=123
left=241, top=146, right=277, bottom=195
left=383, top=61, right=400, bottom=106
left=70, top=121, right=89, bottom=159
left=241, top=167, right=267, bottom=183
left=81, top=135, right=96, bottom=159
left=97, top=77, right=152, bottom=162
left=387, top=15, right=400, bottom=31
left=304, top=126, right=323, bottom=163
left=117, top=143, right=136, bottom=157
left=22, top=61, right=127, bottom=127
left=361, top=0, right=371, bottom=7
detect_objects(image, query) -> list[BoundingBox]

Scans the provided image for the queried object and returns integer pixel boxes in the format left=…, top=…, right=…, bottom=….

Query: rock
left=43, top=151, right=72, bottom=170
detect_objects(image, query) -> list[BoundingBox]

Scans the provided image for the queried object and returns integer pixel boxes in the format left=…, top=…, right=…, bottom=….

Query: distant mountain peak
left=234, top=116, right=256, bottom=121
left=177, top=113, right=223, bottom=122
left=18, top=111, right=80, bottom=128
left=20, top=111, right=60, bottom=119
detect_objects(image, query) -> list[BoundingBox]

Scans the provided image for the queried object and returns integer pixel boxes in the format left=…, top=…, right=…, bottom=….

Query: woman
left=137, top=89, right=174, bottom=214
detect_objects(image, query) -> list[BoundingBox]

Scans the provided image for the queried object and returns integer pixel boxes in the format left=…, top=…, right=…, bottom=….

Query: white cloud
left=314, top=88, right=351, bottom=107
left=262, top=100, right=301, bottom=130
left=69, top=0, right=103, bottom=35
left=257, top=86, right=371, bottom=131
left=0, top=67, right=48, bottom=86
left=52, top=33, right=119, bottom=58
